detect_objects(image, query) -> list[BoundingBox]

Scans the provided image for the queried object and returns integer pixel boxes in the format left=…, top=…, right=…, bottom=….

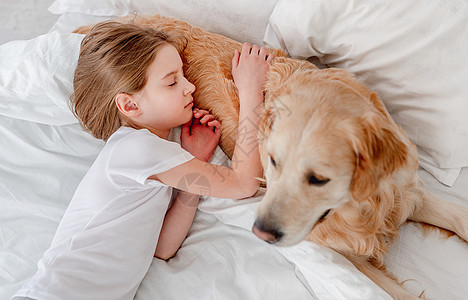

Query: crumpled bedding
left=1, top=23, right=467, bottom=300
left=0, top=32, right=390, bottom=300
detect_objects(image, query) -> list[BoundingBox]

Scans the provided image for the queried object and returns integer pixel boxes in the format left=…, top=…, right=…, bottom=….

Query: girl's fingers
left=193, top=108, right=208, bottom=117
left=200, top=114, right=215, bottom=124
left=259, top=47, right=268, bottom=59
left=251, top=44, right=259, bottom=55
left=232, top=50, right=240, bottom=70
left=266, top=54, right=275, bottom=64
left=194, top=109, right=209, bottom=118
left=207, top=120, right=220, bottom=128
left=241, top=42, right=251, bottom=58
left=208, top=120, right=221, bottom=135
left=214, top=123, right=221, bottom=137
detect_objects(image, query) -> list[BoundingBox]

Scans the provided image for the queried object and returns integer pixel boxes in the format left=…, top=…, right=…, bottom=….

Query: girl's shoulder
left=103, top=127, right=193, bottom=186
left=106, top=126, right=193, bottom=165
left=108, top=126, right=151, bottom=142
left=106, top=127, right=163, bottom=149
left=108, top=127, right=177, bottom=146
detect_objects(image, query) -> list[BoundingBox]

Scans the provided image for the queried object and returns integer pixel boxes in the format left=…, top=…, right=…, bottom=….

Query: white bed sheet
left=0, top=115, right=391, bottom=300
left=387, top=168, right=468, bottom=299
left=1, top=7, right=467, bottom=300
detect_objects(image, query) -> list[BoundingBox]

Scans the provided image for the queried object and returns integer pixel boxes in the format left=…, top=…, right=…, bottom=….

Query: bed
left=1, top=0, right=467, bottom=299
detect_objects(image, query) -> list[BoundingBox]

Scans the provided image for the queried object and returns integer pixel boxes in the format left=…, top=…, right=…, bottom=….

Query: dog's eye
left=308, top=174, right=329, bottom=186
left=270, top=156, right=276, bottom=167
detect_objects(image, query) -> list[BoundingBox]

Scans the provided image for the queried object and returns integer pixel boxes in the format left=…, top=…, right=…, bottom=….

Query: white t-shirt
left=13, top=127, right=194, bottom=300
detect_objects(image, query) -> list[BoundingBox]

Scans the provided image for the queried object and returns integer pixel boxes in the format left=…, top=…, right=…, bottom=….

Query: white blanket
left=0, top=32, right=390, bottom=300
left=1, top=6, right=467, bottom=299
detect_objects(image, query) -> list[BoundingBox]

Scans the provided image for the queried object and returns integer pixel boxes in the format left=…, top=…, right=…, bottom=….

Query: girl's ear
left=115, top=93, right=141, bottom=118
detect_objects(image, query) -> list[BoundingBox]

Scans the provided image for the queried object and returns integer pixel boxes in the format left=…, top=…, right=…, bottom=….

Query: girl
left=13, top=21, right=273, bottom=300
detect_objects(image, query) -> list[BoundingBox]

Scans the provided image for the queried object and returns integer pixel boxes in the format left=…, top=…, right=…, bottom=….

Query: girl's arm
left=154, top=190, right=199, bottom=260
left=154, top=44, right=272, bottom=258
left=154, top=109, right=217, bottom=260
left=151, top=43, right=273, bottom=199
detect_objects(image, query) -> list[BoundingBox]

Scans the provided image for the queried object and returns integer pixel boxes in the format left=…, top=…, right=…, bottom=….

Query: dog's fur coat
left=75, top=15, right=468, bottom=299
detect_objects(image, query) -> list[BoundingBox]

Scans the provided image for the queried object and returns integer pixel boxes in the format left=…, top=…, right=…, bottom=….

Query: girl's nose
left=184, top=77, right=196, bottom=95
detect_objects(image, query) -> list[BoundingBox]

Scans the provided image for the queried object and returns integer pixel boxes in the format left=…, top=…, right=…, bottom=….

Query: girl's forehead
left=149, top=44, right=183, bottom=77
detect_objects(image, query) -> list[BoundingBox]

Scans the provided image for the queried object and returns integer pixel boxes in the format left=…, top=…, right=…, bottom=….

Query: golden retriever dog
left=75, top=15, right=468, bottom=299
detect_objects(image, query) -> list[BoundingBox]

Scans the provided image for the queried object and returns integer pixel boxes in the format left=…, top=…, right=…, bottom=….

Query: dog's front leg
left=409, top=190, right=468, bottom=242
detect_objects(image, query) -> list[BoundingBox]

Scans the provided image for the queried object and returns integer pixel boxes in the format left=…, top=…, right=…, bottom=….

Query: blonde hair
left=71, top=21, right=184, bottom=141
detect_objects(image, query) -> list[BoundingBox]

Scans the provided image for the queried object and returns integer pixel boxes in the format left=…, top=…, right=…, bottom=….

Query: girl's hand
left=231, top=43, right=274, bottom=105
left=181, top=108, right=221, bottom=162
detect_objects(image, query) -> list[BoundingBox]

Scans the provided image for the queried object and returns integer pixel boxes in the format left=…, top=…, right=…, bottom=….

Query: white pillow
left=48, top=0, right=279, bottom=45
left=48, top=13, right=112, bottom=34
left=0, top=31, right=84, bottom=125
left=264, top=0, right=468, bottom=186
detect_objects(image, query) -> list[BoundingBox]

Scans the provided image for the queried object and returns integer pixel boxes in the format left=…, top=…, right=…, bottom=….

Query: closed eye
left=270, top=156, right=276, bottom=167
left=307, top=173, right=330, bottom=186
left=169, top=81, right=177, bottom=86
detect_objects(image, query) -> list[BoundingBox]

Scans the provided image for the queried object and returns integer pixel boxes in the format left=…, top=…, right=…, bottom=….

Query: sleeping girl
left=13, top=21, right=273, bottom=300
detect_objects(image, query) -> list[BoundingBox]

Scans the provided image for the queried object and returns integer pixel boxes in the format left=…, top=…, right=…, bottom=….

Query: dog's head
left=254, top=70, right=408, bottom=246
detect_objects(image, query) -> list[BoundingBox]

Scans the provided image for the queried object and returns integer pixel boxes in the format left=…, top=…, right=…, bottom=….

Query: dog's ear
left=350, top=93, right=409, bottom=201
left=257, top=95, right=279, bottom=173
left=259, top=96, right=278, bottom=143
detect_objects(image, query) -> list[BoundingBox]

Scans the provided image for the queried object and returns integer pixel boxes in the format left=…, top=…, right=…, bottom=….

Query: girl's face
left=133, top=43, right=195, bottom=138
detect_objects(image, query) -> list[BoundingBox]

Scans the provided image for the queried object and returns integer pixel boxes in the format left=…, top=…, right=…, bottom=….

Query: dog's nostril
left=252, top=220, right=284, bottom=243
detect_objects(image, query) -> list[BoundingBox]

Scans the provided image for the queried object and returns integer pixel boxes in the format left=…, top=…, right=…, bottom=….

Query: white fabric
left=49, top=13, right=112, bottom=34
left=13, top=127, right=194, bottom=300
left=1, top=13, right=467, bottom=300
left=386, top=221, right=468, bottom=299
left=48, top=0, right=279, bottom=45
left=0, top=31, right=393, bottom=298
left=0, top=31, right=83, bottom=126
left=385, top=167, right=468, bottom=299
left=264, top=0, right=468, bottom=186
left=168, top=130, right=393, bottom=299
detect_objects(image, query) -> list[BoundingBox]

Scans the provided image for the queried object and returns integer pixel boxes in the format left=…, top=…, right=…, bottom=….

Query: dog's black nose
left=252, top=220, right=283, bottom=244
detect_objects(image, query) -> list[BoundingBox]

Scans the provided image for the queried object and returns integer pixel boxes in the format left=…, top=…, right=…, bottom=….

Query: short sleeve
left=106, top=129, right=194, bottom=187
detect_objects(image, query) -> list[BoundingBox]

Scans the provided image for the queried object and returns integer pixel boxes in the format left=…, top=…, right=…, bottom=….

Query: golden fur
left=75, top=15, right=468, bottom=299
left=75, top=14, right=285, bottom=157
